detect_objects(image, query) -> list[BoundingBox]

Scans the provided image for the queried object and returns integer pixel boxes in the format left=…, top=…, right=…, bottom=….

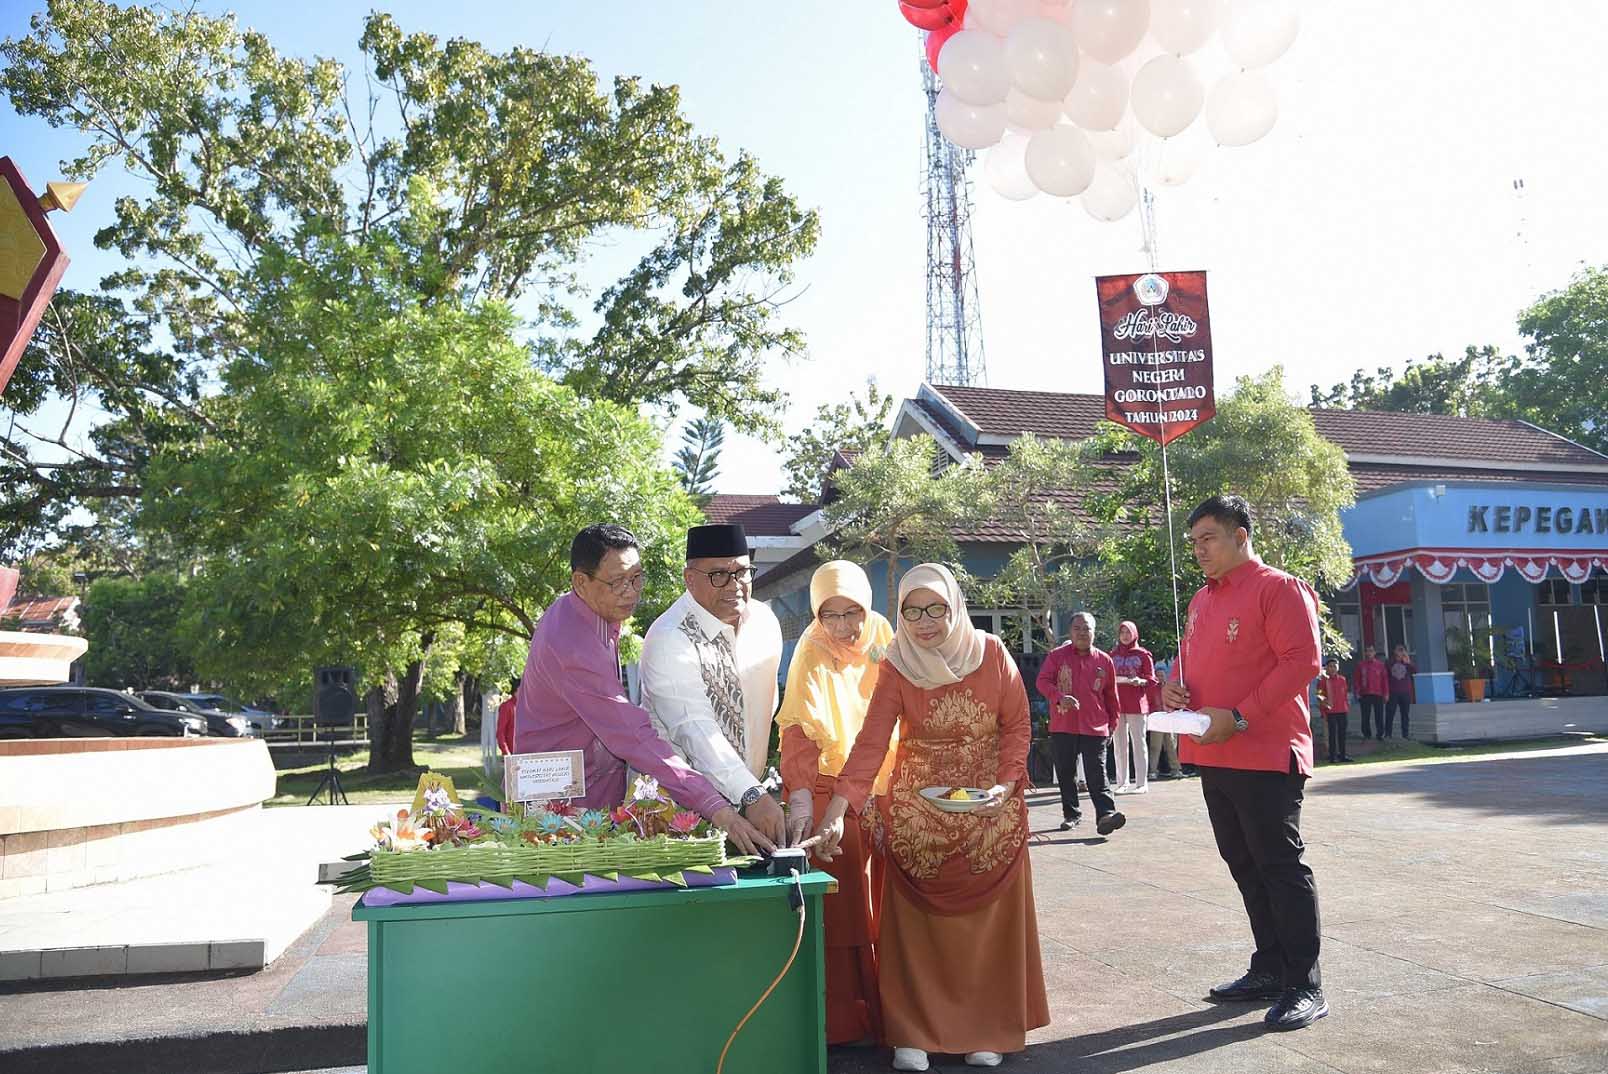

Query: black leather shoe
left=1264, top=987, right=1329, bottom=1030
left=1208, top=971, right=1282, bottom=1002
left=1095, top=811, right=1126, bottom=836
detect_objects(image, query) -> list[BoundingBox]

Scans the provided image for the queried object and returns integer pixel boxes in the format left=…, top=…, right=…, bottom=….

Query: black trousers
left=1050, top=732, right=1116, bottom=820
left=1384, top=696, right=1411, bottom=738
left=1323, top=714, right=1348, bottom=760
left=1200, top=760, right=1322, bottom=990
left=1358, top=695, right=1384, bottom=738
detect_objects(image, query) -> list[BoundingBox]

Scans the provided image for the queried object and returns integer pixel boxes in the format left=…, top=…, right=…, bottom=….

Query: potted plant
left=1444, top=624, right=1494, bottom=702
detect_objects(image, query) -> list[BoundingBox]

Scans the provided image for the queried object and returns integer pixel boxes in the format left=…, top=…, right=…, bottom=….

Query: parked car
left=136, top=690, right=253, bottom=737
left=0, top=687, right=207, bottom=739
left=176, top=693, right=279, bottom=734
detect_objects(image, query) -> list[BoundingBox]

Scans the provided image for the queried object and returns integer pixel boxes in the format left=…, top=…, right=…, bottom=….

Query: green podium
left=353, top=871, right=834, bottom=1074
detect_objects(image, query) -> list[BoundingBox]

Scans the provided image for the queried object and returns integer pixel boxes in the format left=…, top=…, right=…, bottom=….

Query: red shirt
left=495, top=696, right=517, bottom=755
left=1036, top=644, right=1122, bottom=736
left=1354, top=658, right=1388, bottom=698
left=1110, top=643, right=1157, bottom=715
left=1317, top=673, right=1349, bottom=715
left=1172, top=557, right=1322, bottom=775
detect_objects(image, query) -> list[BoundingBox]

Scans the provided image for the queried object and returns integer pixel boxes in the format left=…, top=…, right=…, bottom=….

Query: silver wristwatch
left=738, top=785, right=765, bottom=812
left=1231, top=708, right=1249, bottom=733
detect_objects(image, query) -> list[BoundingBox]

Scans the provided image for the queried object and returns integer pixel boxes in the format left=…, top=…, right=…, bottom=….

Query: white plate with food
left=919, top=786, right=992, bottom=813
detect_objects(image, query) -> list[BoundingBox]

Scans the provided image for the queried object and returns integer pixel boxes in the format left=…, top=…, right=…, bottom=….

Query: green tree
left=967, top=435, right=1111, bottom=650
left=1088, top=368, right=1356, bottom=656
left=783, top=381, right=895, bottom=502
left=148, top=253, right=701, bottom=772
left=824, top=436, right=994, bottom=613
left=80, top=573, right=193, bottom=689
left=0, top=1, right=818, bottom=544
left=672, top=417, right=725, bottom=498
left=1510, top=265, right=1608, bottom=454
left=1308, top=345, right=1511, bottom=417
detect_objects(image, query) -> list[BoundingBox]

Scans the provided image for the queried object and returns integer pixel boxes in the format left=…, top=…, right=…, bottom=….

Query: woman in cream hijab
left=776, top=560, right=895, bottom=1046
left=813, top=563, right=1049, bottom=1072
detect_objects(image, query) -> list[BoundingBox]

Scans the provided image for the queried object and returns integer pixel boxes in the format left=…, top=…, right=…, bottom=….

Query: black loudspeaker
left=314, top=665, right=358, bottom=727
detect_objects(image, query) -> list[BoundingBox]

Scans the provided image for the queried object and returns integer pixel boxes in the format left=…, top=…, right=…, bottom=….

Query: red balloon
left=901, top=1, right=954, bottom=30
left=925, top=22, right=961, bottom=72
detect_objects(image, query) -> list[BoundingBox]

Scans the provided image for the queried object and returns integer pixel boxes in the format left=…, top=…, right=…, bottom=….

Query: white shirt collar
left=678, top=590, right=742, bottom=641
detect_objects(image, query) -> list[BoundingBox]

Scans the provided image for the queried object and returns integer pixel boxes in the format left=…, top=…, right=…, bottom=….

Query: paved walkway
left=4, top=743, right=1607, bottom=1073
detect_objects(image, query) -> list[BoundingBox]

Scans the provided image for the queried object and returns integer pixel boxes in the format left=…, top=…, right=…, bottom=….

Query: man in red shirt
left=1161, top=494, right=1327, bottom=1031
left=1353, top=644, right=1388, bottom=740
left=1036, top=612, right=1126, bottom=836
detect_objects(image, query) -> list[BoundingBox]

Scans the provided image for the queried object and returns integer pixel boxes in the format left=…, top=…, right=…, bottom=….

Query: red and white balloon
left=898, top=0, right=1300, bottom=220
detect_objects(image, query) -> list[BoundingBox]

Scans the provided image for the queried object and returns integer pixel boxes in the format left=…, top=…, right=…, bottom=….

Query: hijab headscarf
left=775, top=561, right=896, bottom=785
left=805, top=560, right=886, bottom=668
left=1115, top=620, right=1141, bottom=650
left=885, top=562, right=988, bottom=691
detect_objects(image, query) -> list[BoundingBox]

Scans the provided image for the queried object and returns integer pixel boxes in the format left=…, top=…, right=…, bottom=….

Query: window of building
left=968, top=609, right=1057, bottom=654
left=1583, top=572, right=1606, bottom=605
left=1442, top=582, right=1493, bottom=668
left=1538, top=578, right=1573, bottom=606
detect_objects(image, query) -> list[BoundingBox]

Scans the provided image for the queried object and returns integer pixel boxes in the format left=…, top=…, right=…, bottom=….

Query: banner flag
left=1096, top=270, right=1215, bottom=446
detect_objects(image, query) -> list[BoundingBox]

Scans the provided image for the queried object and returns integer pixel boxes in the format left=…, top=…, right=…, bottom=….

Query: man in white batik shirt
left=641, top=523, right=786, bottom=848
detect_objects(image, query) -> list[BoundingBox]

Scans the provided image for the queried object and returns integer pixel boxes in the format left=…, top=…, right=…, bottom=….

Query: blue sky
left=5, top=2, right=1607, bottom=498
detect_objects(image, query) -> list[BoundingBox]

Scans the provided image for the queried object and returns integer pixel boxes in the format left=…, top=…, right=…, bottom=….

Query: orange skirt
left=809, top=776, right=885, bottom=1044
left=877, top=854, right=1050, bottom=1054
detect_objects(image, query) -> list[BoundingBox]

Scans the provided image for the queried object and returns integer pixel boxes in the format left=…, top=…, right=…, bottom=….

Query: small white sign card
left=1145, top=710, right=1213, bottom=736
left=503, top=750, right=586, bottom=805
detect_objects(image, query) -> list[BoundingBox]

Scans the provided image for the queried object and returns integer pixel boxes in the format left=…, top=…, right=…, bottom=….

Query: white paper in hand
left=1145, top=709, right=1212, bottom=736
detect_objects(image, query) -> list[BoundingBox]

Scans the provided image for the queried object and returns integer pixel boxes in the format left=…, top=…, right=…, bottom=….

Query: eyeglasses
left=818, top=608, right=865, bottom=626
left=900, top=603, right=950, bottom=622
left=591, top=571, right=646, bottom=595
left=689, top=565, right=754, bottom=589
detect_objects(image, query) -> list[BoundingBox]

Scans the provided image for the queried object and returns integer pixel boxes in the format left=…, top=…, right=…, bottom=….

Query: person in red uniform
left=1161, top=494, right=1328, bottom=1032
left=1316, top=658, right=1352, bottom=764
left=1353, top=644, right=1388, bottom=740
left=1036, top=612, right=1126, bottom=836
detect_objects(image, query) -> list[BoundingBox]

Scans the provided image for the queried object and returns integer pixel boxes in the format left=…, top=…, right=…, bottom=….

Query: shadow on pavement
left=1314, top=748, right=1606, bottom=826
left=828, top=1004, right=1259, bottom=1073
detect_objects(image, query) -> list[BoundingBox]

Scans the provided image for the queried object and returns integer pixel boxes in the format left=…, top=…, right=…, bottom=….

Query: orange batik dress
left=833, top=634, right=1051, bottom=1056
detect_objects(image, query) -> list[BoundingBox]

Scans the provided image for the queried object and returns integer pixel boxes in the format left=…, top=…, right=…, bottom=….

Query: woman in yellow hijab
left=777, top=560, right=896, bottom=1046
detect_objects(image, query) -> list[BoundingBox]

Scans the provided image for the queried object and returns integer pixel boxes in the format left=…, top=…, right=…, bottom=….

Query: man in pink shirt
left=1036, top=612, right=1126, bottom=836
left=513, top=524, right=773, bottom=855
left=1161, top=494, right=1327, bottom=1032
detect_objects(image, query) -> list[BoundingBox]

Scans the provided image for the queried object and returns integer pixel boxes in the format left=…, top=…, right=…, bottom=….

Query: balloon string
left=1141, top=185, right=1185, bottom=688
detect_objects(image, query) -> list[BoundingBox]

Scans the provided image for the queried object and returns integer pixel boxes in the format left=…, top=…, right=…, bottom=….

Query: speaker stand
left=307, top=740, right=350, bottom=806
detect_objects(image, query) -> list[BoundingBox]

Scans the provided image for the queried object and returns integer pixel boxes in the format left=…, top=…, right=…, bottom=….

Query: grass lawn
left=1314, top=729, right=1607, bottom=769
left=267, top=730, right=495, bottom=806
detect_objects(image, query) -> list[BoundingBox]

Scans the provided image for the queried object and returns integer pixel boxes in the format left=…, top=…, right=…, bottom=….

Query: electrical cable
left=715, top=868, right=807, bottom=1074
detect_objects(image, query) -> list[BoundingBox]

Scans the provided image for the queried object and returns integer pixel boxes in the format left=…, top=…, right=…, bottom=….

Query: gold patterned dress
left=834, top=634, right=1050, bottom=1054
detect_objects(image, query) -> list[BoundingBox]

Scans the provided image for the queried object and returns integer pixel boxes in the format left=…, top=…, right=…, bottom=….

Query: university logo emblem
left=1226, top=618, right=1241, bottom=644
left=1133, top=272, right=1170, bottom=307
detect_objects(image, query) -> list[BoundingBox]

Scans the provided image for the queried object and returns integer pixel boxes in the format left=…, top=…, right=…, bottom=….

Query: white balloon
left=1025, top=125, right=1096, bottom=196
left=1082, top=161, right=1138, bottom=221
left=1071, top=0, right=1152, bottom=66
left=1205, top=69, right=1277, bottom=146
left=1222, top=0, right=1299, bottom=68
left=1130, top=53, right=1203, bottom=137
left=936, top=88, right=1008, bottom=149
left=1006, top=16, right=1080, bottom=101
left=968, top=0, right=1040, bottom=36
left=1088, top=124, right=1134, bottom=161
left=1063, top=58, right=1128, bottom=131
left=1006, top=86, right=1064, bottom=131
left=1149, top=0, right=1220, bottom=55
left=939, top=30, right=1011, bottom=106
left=1151, top=127, right=1210, bottom=186
left=985, top=133, right=1039, bottom=200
